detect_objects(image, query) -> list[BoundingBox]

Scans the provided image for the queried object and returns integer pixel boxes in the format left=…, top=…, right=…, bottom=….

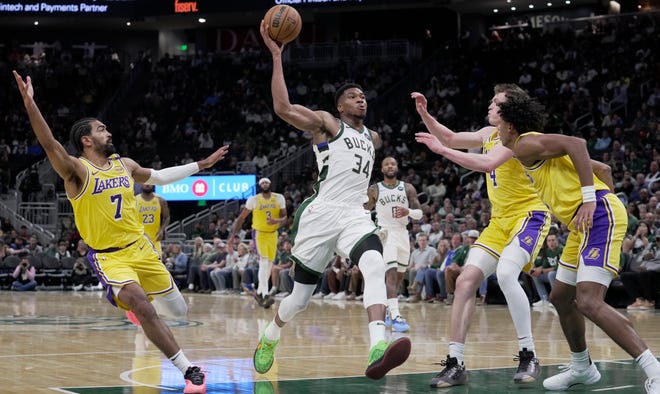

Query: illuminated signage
left=155, top=175, right=256, bottom=201
left=174, top=0, right=197, bottom=13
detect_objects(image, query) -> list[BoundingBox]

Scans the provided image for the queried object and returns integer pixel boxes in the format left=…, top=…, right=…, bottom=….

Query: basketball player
left=412, top=85, right=551, bottom=387
left=364, top=156, right=422, bottom=333
left=230, top=177, right=287, bottom=308
left=497, top=93, right=660, bottom=393
left=136, top=183, right=170, bottom=254
left=14, top=70, right=230, bottom=394
left=254, top=21, right=410, bottom=380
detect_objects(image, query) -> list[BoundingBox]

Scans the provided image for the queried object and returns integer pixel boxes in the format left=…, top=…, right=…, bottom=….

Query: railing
left=0, top=200, right=55, bottom=245
left=18, top=202, right=58, bottom=233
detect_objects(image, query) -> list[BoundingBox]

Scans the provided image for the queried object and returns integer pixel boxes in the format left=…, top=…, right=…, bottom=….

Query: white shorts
left=290, top=200, right=378, bottom=276
left=381, top=226, right=410, bottom=272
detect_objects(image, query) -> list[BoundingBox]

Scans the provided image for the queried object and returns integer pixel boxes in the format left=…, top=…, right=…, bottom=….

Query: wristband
left=581, top=185, right=596, bottom=203
left=408, top=208, right=423, bottom=220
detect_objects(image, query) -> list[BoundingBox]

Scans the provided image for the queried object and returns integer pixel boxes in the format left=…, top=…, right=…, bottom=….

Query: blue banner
left=154, top=175, right=256, bottom=201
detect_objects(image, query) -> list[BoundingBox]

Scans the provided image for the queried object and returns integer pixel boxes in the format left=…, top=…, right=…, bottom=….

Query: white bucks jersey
left=312, top=120, right=375, bottom=206
left=375, top=181, right=409, bottom=228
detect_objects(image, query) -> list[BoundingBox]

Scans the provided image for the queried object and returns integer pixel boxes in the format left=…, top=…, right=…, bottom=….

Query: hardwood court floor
left=1, top=290, right=658, bottom=393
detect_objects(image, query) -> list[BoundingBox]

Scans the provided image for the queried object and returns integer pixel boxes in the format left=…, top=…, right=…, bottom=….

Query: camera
left=20, top=261, right=28, bottom=268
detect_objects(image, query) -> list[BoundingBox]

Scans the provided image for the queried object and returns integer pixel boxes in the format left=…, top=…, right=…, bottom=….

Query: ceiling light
left=493, top=8, right=499, bottom=12
left=198, top=18, right=206, bottom=23
left=33, top=20, right=39, bottom=25
left=565, top=0, right=571, bottom=3
left=529, top=4, right=534, bottom=8
left=511, top=6, right=517, bottom=10
left=507, top=0, right=511, bottom=3
left=126, top=21, right=131, bottom=26
left=547, top=2, right=552, bottom=5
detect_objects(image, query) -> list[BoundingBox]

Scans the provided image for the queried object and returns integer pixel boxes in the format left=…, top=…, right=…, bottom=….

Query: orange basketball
left=264, top=5, right=302, bottom=44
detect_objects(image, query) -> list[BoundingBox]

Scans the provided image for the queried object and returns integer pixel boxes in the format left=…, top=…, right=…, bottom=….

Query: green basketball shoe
left=253, top=333, right=279, bottom=374
left=365, top=337, right=411, bottom=379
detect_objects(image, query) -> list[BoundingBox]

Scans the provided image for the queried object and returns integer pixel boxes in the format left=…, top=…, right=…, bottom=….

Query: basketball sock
left=257, top=258, right=271, bottom=296
left=169, top=350, right=193, bottom=375
left=387, top=298, right=401, bottom=319
left=636, top=349, right=660, bottom=378
left=264, top=320, right=282, bottom=342
left=368, top=320, right=386, bottom=349
left=518, top=336, right=535, bottom=354
left=570, top=349, right=591, bottom=371
left=449, top=342, right=465, bottom=364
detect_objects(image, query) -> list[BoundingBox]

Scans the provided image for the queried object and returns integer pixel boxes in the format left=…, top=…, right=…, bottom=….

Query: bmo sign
left=156, top=175, right=256, bottom=201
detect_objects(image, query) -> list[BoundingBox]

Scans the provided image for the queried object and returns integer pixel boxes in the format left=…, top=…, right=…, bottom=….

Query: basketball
left=264, top=5, right=302, bottom=44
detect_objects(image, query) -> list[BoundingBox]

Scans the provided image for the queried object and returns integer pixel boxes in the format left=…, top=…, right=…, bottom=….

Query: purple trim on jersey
left=580, top=190, right=618, bottom=271
left=513, top=211, right=549, bottom=256
left=87, top=250, right=116, bottom=307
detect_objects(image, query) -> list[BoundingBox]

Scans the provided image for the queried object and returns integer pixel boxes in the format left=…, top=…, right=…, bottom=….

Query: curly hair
left=498, top=94, right=547, bottom=134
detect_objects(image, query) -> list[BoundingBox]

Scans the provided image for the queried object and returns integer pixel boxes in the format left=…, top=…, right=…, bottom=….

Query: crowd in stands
left=1, top=14, right=659, bottom=309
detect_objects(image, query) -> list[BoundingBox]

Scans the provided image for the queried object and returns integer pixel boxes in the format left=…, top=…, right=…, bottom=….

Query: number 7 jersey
left=69, top=154, right=143, bottom=250
left=312, top=120, right=375, bottom=206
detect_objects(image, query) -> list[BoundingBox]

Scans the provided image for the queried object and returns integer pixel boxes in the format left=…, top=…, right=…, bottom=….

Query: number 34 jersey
left=313, top=120, right=375, bottom=207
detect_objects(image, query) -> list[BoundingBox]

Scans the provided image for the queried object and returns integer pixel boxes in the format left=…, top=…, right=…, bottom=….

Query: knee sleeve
left=358, top=250, right=387, bottom=308
left=152, top=289, right=188, bottom=320
left=496, top=243, right=530, bottom=293
left=277, top=283, right=316, bottom=323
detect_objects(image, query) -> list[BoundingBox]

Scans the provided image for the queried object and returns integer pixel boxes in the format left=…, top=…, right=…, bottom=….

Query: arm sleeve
left=145, top=162, right=199, bottom=185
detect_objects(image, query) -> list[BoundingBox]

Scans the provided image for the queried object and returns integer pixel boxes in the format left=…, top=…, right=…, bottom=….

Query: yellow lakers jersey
left=483, top=129, right=548, bottom=217
left=69, top=154, right=142, bottom=250
left=136, top=193, right=161, bottom=243
left=247, top=193, right=285, bottom=232
left=516, top=132, right=610, bottom=225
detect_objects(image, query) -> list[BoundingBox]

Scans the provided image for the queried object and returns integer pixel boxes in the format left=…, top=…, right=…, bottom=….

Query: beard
left=101, top=142, right=116, bottom=157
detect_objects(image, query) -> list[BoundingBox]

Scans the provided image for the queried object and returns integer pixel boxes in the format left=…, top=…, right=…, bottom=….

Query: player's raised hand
left=415, top=132, right=448, bottom=156
left=410, top=92, right=428, bottom=115
left=13, top=70, right=35, bottom=105
left=260, top=19, right=284, bottom=54
left=197, top=145, right=230, bottom=170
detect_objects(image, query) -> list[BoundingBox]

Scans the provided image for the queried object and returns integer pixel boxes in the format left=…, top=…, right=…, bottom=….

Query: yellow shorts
left=473, top=210, right=551, bottom=272
left=88, top=235, right=175, bottom=310
left=254, top=230, right=278, bottom=261
left=559, top=191, right=627, bottom=275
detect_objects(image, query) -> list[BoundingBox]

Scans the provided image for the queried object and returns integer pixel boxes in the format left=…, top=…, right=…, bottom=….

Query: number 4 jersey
left=483, top=129, right=548, bottom=218
left=69, top=154, right=142, bottom=250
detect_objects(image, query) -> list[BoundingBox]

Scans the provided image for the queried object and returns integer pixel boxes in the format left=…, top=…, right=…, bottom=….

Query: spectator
left=12, top=257, right=37, bottom=291
left=530, top=233, right=562, bottom=307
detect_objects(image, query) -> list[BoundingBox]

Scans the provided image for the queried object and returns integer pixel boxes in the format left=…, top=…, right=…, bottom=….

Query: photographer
left=70, top=258, right=98, bottom=291
left=12, top=257, right=37, bottom=291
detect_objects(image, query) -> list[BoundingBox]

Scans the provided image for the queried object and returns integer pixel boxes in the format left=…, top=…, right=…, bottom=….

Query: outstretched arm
left=230, top=207, right=252, bottom=240
left=13, top=71, right=86, bottom=195
left=259, top=20, right=337, bottom=137
left=415, top=132, right=513, bottom=173
left=123, top=145, right=229, bottom=184
left=411, top=92, right=489, bottom=149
